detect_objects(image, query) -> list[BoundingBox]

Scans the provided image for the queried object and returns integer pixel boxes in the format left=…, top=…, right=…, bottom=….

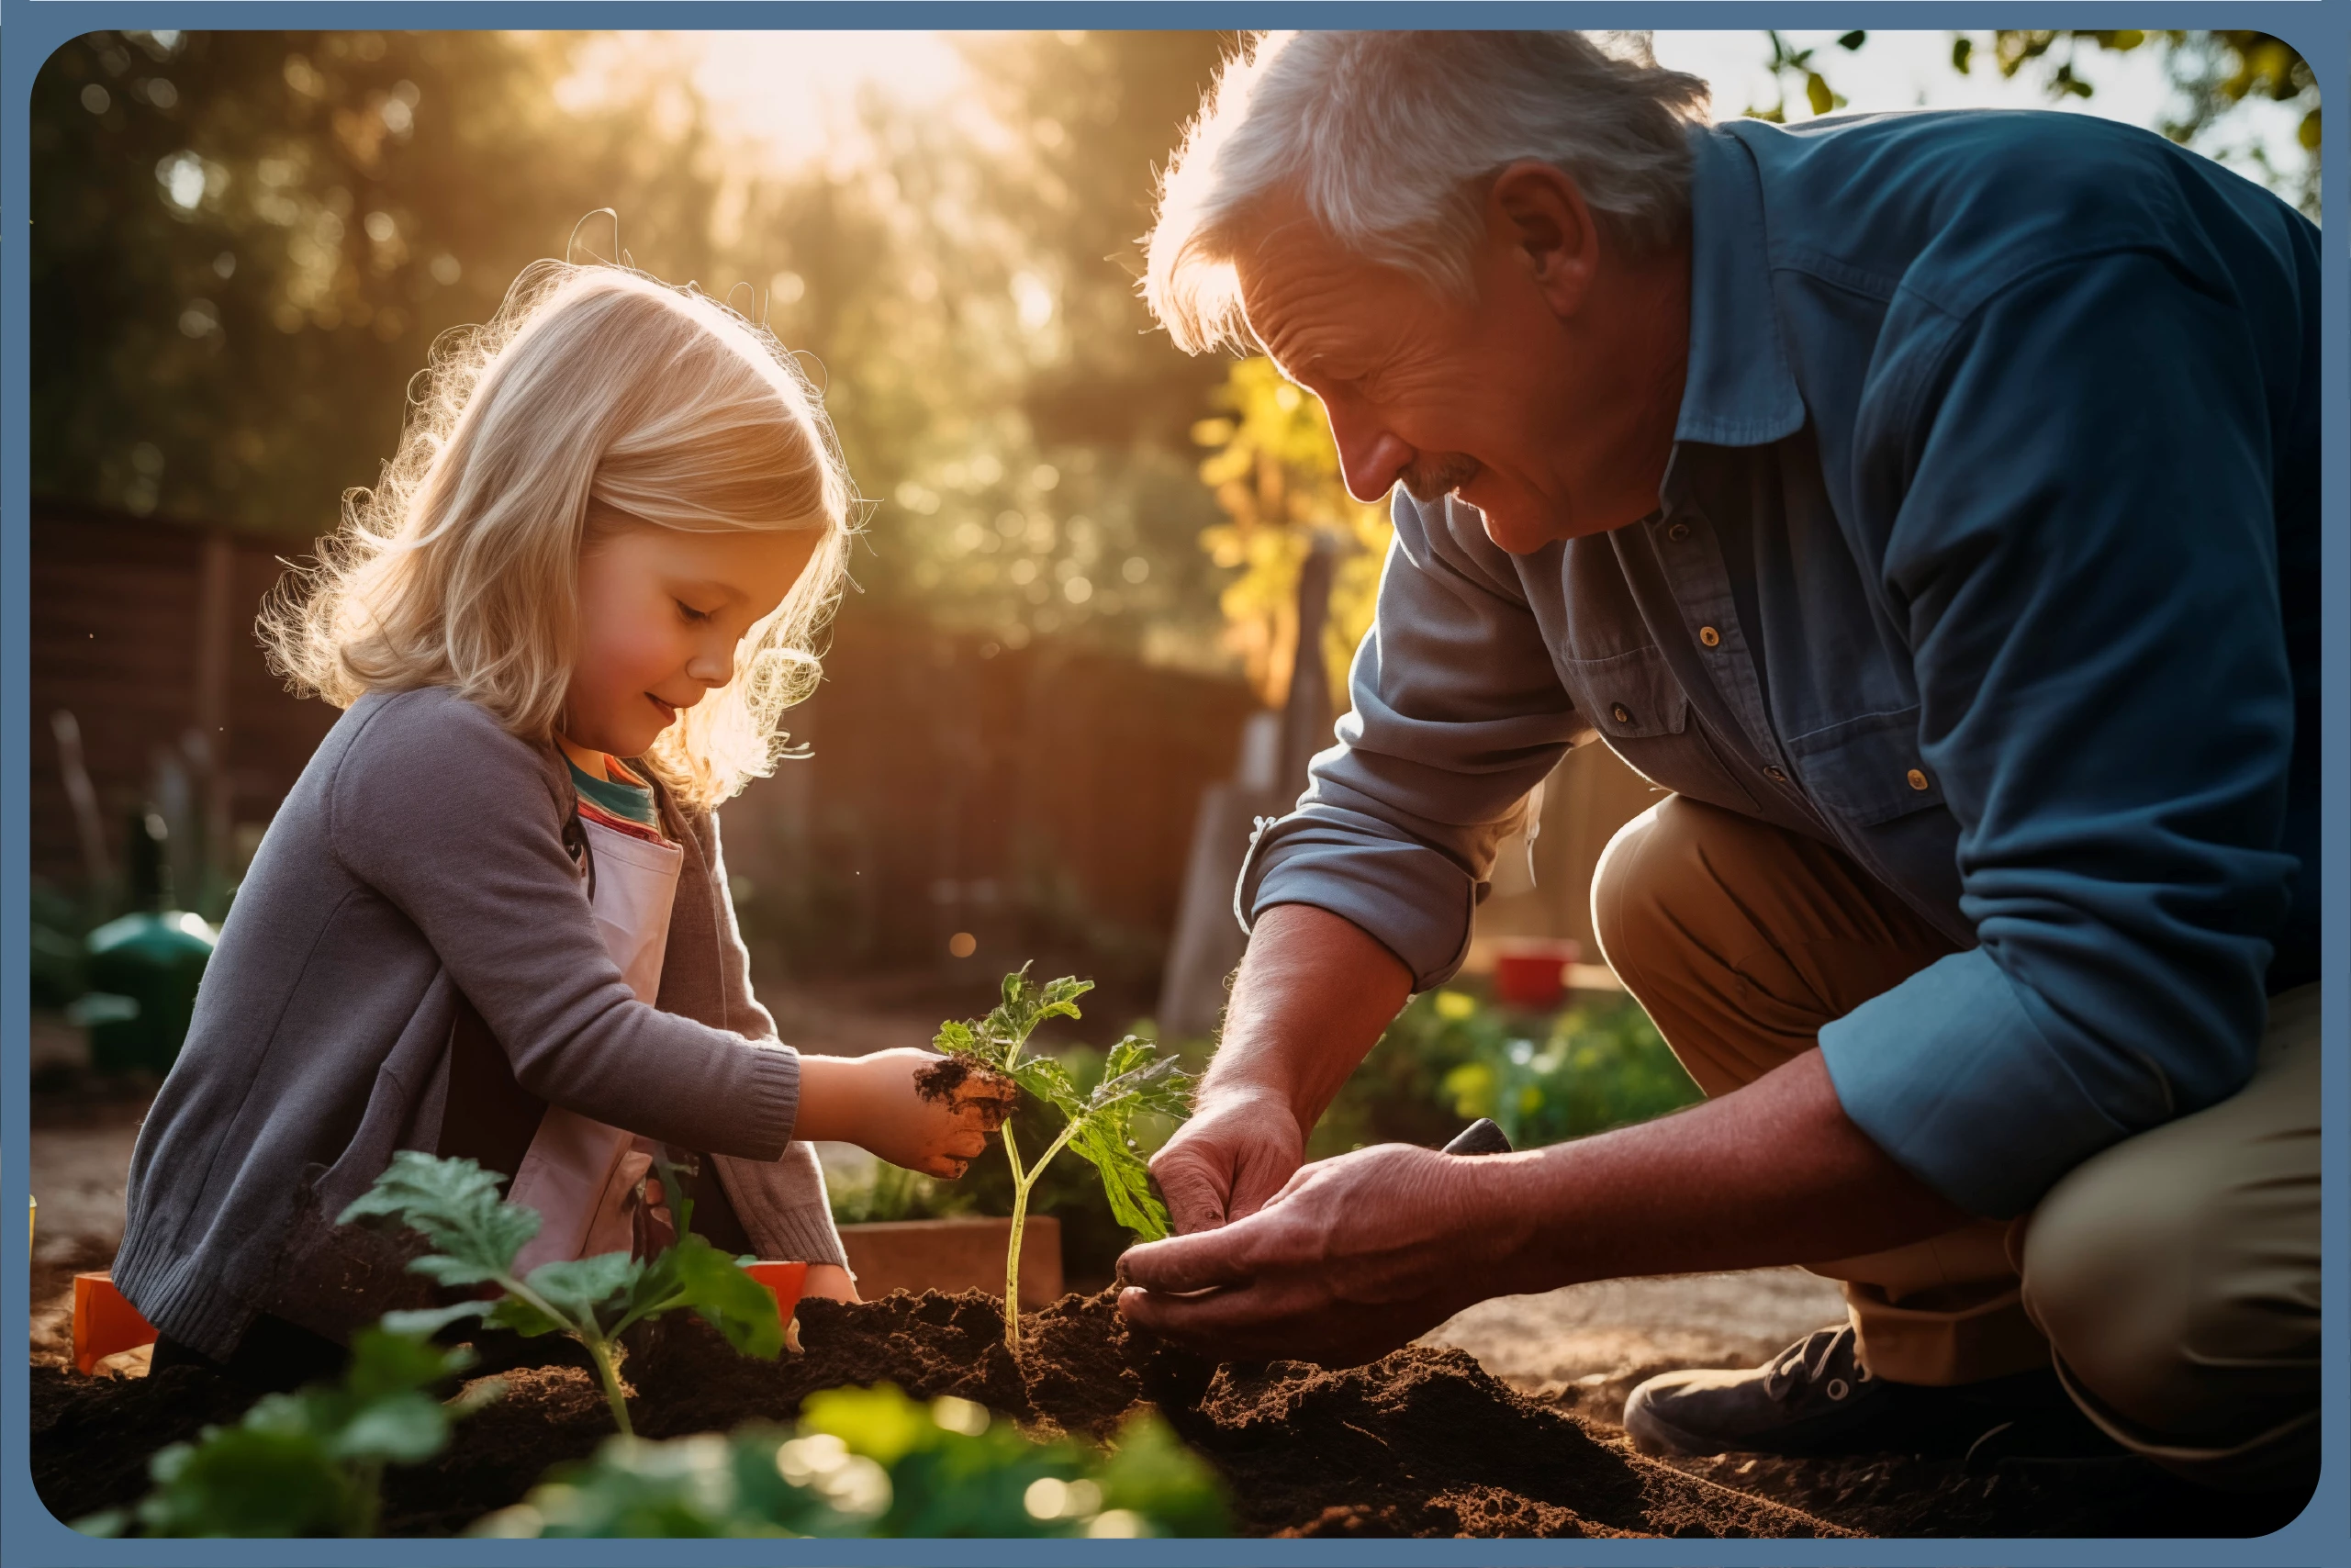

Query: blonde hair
left=1145, top=31, right=1711, bottom=355
left=263, top=260, right=857, bottom=812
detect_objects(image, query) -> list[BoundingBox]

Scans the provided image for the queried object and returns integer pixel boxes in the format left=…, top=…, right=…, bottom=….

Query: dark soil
left=27, top=1288, right=2309, bottom=1539
left=911, top=1054, right=1020, bottom=1126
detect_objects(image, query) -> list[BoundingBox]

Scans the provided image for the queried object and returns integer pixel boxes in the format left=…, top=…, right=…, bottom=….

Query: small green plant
left=827, top=1159, right=975, bottom=1226
left=77, top=1319, right=497, bottom=1538
left=337, top=1150, right=783, bottom=1436
left=472, top=1383, right=1228, bottom=1539
left=923, top=968, right=1191, bottom=1350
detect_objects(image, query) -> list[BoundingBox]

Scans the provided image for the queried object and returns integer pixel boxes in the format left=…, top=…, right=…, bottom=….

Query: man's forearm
left=1483, top=1050, right=1976, bottom=1294
left=1204, top=902, right=1415, bottom=1129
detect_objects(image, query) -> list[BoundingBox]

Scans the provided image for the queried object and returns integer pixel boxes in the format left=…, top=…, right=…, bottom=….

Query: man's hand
left=1122, top=1051, right=1977, bottom=1361
left=1148, top=1087, right=1304, bottom=1234
left=1122, top=1142, right=1518, bottom=1365
left=1156, top=903, right=1413, bottom=1234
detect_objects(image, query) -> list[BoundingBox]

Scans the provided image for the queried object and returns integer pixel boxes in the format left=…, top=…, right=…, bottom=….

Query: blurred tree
left=1190, top=359, right=1391, bottom=708
left=1751, top=30, right=2319, bottom=217
left=733, top=31, right=1238, bottom=665
left=1961, top=31, right=2319, bottom=216
left=31, top=29, right=728, bottom=539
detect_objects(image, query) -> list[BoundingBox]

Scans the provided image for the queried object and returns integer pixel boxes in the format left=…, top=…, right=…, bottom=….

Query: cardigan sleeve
left=325, top=688, right=802, bottom=1161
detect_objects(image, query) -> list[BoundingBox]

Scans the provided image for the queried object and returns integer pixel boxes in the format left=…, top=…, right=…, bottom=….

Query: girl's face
left=565, top=521, right=820, bottom=758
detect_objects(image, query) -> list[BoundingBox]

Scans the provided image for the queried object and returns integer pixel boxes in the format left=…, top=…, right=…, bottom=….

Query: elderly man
left=1115, top=31, right=2320, bottom=1493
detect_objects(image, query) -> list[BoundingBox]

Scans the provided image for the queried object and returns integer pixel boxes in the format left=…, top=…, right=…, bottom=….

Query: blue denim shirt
left=1242, top=111, right=2322, bottom=1219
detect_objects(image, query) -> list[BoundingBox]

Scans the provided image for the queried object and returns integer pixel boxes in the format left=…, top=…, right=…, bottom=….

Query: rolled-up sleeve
left=1243, top=494, right=1583, bottom=991
left=1819, top=252, right=2301, bottom=1218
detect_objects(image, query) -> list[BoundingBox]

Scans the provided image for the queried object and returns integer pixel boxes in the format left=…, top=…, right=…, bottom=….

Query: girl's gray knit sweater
left=114, top=685, right=844, bottom=1361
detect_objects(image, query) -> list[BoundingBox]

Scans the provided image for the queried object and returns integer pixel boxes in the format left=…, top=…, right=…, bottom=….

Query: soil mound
left=31, top=1289, right=1844, bottom=1538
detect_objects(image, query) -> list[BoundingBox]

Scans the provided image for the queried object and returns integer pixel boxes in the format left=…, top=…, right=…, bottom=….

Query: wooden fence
left=28, top=504, right=1261, bottom=987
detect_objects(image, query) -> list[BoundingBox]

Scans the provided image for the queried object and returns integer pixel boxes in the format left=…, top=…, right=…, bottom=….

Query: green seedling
left=77, top=1319, right=497, bottom=1538
left=471, top=1383, right=1228, bottom=1539
left=923, top=968, right=1191, bottom=1350
left=337, top=1150, right=782, bottom=1436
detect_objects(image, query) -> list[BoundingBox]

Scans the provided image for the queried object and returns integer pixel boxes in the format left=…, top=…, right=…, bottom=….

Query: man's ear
left=1486, top=161, right=1601, bottom=318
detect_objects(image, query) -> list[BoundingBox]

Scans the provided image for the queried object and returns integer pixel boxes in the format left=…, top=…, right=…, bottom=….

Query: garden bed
left=28, top=1287, right=2312, bottom=1538
left=33, top=1289, right=1841, bottom=1539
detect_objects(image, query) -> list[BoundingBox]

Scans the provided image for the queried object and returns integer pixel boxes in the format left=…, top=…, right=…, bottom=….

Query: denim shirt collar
left=1671, top=124, right=1808, bottom=452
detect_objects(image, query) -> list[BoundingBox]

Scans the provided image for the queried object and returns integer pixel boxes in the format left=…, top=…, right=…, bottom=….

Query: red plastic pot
left=743, top=1260, right=811, bottom=1328
left=1490, top=937, right=1582, bottom=1012
left=73, top=1271, right=158, bottom=1374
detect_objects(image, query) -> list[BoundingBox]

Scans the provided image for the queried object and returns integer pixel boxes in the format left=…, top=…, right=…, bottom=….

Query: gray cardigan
left=116, top=686, right=845, bottom=1361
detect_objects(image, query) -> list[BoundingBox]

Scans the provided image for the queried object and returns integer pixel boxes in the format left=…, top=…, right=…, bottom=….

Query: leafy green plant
left=472, top=1383, right=1228, bottom=1539
left=827, top=1159, right=975, bottom=1226
left=1307, top=986, right=1699, bottom=1159
left=77, top=1320, right=496, bottom=1538
left=924, top=968, right=1191, bottom=1350
left=336, top=1150, right=782, bottom=1436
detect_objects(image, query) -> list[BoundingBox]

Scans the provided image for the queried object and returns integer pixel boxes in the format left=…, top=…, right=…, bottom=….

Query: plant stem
left=1002, top=1117, right=1081, bottom=1352
left=582, top=1333, right=633, bottom=1437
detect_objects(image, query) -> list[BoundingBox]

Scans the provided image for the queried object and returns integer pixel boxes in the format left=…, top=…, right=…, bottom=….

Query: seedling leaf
left=337, top=1151, right=538, bottom=1287
left=522, top=1251, right=642, bottom=1325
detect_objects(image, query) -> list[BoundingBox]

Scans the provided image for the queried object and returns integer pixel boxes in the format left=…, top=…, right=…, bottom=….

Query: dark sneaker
left=1622, top=1323, right=1891, bottom=1458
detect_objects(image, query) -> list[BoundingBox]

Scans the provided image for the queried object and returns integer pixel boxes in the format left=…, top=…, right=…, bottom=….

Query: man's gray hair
left=1144, top=31, right=1712, bottom=355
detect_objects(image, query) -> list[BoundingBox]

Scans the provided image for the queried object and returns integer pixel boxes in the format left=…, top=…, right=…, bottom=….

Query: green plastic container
left=83, top=911, right=217, bottom=1074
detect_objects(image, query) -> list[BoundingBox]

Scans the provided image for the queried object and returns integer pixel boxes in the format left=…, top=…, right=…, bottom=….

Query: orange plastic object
left=743, top=1260, right=810, bottom=1327
left=73, top=1271, right=158, bottom=1375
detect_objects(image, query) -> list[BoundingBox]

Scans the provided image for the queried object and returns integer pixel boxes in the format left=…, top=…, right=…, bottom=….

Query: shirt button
left=1907, top=768, right=1931, bottom=791
left=1698, top=626, right=1721, bottom=648
left=1611, top=703, right=1633, bottom=725
left=1667, top=522, right=1691, bottom=543
left=1765, top=766, right=1788, bottom=783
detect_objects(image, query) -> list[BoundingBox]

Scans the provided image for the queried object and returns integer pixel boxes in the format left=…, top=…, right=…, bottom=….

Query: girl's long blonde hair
left=263, top=260, right=856, bottom=812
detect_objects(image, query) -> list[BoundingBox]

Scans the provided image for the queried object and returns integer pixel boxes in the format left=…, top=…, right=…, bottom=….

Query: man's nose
left=1327, top=409, right=1416, bottom=506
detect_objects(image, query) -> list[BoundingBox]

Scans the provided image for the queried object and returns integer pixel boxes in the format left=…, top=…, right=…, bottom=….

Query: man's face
left=1233, top=191, right=1679, bottom=554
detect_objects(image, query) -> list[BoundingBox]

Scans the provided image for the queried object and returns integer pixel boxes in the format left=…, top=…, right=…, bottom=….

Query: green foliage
left=472, top=1383, right=1228, bottom=1539
left=935, top=967, right=1192, bottom=1345
left=1192, top=355, right=1394, bottom=706
left=29, top=30, right=729, bottom=536
left=77, top=1322, right=496, bottom=1538
left=337, top=1151, right=781, bottom=1434
left=827, top=1159, right=975, bottom=1226
left=1307, top=987, right=1699, bottom=1160
left=1760, top=29, right=2318, bottom=218
left=941, top=967, right=1190, bottom=1245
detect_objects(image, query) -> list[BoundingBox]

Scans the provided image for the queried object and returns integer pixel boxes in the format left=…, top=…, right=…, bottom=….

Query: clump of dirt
left=910, top=1054, right=1019, bottom=1127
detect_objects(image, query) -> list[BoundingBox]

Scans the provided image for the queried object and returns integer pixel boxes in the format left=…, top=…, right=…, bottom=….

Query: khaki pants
left=1592, top=796, right=2320, bottom=1489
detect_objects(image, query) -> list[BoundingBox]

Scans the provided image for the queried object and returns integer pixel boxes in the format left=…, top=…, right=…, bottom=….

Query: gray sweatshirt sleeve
left=1242, top=492, right=1583, bottom=990
left=326, top=690, right=802, bottom=1161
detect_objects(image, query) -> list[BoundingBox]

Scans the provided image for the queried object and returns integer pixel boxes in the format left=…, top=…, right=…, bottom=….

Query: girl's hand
left=800, top=1263, right=859, bottom=1302
left=796, top=1047, right=1015, bottom=1178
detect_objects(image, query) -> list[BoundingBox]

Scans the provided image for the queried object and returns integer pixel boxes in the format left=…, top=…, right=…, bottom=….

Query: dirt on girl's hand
left=834, top=1047, right=1014, bottom=1180
left=913, top=1054, right=1021, bottom=1128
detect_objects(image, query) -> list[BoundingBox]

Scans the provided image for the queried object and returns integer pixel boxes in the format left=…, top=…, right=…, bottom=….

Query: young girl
left=115, top=262, right=1004, bottom=1388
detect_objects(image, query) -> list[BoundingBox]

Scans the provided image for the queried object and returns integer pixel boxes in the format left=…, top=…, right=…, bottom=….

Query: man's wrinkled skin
left=1117, top=166, right=1972, bottom=1365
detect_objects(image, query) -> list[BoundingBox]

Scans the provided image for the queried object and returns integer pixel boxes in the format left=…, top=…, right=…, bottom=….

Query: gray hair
left=1144, top=31, right=1712, bottom=354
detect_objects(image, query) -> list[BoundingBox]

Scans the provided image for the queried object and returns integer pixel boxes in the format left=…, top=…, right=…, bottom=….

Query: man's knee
left=2021, top=1134, right=2318, bottom=1446
left=1590, top=795, right=1730, bottom=979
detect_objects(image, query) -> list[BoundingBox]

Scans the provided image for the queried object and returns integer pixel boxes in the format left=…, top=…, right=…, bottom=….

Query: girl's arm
left=330, top=689, right=801, bottom=1161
